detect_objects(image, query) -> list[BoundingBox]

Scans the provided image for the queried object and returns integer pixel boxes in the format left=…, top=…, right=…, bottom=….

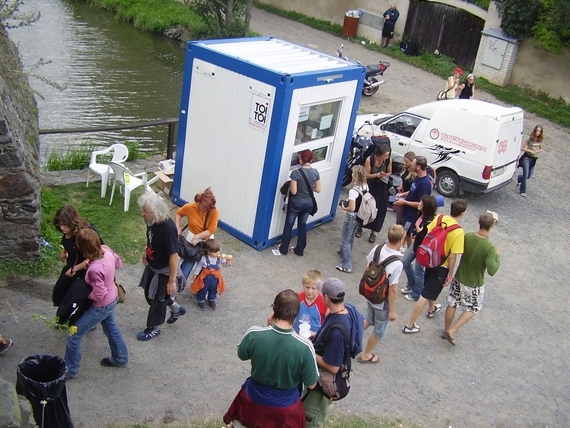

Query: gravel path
left=1, top=8, right=569, bottom=428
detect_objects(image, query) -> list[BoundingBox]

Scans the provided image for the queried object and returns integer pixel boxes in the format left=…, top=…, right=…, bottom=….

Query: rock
left=0, top=376, right=21, bottom=428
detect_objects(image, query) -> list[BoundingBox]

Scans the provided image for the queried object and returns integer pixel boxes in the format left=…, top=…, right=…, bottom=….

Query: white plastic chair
left=86, top=143, right=129, bottom=198
left=108, top=162, right=149, bottom=212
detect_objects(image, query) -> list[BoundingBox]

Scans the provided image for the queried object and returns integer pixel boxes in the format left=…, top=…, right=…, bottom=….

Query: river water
left=7, top=0, right=186, bottom=161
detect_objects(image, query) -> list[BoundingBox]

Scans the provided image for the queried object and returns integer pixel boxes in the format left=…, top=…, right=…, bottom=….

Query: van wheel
left=435, top=170, right=459, bottom=198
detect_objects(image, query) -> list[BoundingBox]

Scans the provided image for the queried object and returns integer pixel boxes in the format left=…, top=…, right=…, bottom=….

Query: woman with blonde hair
left=517, top=124, right=544, bottom=197
left=175, top=187, right=220, bottom=277
left=337, top=165, right=368, bottom=273
left=64, top=228, right=128, bottom=378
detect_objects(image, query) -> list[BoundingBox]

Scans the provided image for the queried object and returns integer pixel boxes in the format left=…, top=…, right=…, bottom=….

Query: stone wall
left=0, top=25, right=41, bottom=261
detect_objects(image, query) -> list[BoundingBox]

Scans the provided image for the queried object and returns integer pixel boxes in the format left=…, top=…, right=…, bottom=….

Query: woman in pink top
left=64, top=229, right=128, bottom=378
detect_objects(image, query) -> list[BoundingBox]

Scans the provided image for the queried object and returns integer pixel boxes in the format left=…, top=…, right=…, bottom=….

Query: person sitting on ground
left=51, top=205, right=103, bottom=307
left=175, top=187, right=219, bottom=278
left=358, top=225, right=405, bottom=365
left=0, top=334, right=13, bottom=356
left=189, top=239, right=231, bottom=311
left=223, top=290, right=318, bottom=428
left=402, top=199, right=468, bottom=334
left=442, top=212, right=501, bottom=346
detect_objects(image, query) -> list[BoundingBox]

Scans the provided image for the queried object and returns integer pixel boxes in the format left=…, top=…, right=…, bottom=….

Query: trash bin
left=342, top=10, right=361, bottom=38
left=17, top=354, right=73, bottom=428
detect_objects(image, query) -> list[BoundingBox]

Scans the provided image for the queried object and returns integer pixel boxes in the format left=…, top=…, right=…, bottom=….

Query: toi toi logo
left=498, top=140, right=507, bottom=154
left=253, top=102, right=268, bottom=124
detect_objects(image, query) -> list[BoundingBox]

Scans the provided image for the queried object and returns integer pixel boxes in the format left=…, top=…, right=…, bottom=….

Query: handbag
left=116, top=282, right=126, bottom=304
left=177, top=211, right=210, bottom=262
left=298, top=168, right=318, bottom=216
left=436, top=88, right=451, bottom=101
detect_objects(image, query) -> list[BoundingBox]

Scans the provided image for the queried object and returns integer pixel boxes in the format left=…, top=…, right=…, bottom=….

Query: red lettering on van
left=498, top=140, right=507, bottom=154
left=439, top=133, right=487, bottom=153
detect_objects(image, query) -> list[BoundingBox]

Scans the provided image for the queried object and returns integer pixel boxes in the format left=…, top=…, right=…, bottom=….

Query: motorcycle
left=336, top=44, right=390, bottom=97
left=342, top=122, right=404, bottom=209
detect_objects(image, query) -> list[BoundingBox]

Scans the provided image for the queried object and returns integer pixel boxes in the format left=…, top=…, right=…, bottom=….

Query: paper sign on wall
left=249, top=93, right=271, bottom=131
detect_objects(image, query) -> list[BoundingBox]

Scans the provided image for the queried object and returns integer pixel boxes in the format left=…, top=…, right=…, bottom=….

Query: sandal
left=355, top=226, right=362, bottom=238
left=368, top=233, right=376, bottom=243
left=357, top=353, right=379, bottom=364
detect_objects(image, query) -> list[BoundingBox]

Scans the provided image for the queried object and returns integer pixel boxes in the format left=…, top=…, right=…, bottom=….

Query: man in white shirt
left=357, top=225, right=405, bottom=364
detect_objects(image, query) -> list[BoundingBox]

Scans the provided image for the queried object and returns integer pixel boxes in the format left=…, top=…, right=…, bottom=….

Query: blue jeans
left=64, top=297, right=128, bottom=377
left=517, top=155, right=535, bottom=193
left=402, top=247, right=425, bottom=300
left=338, top=214, right=359, bottom=270
left=279, top=199, right=313, bottom=256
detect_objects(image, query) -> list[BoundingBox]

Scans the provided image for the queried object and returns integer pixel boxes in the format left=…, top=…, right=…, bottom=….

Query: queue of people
left=4, top=132, right=522, bottom=426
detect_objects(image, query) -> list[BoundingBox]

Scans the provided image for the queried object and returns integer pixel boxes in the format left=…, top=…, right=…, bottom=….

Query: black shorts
left=382, top=24, right=395, bottom=39
left=421, top=266, right=449, bottom=300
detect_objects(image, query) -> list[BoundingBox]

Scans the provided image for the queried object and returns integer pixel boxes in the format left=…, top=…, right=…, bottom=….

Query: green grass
left=0, top=183, right=148, bottom=279
left=44, top=141, right=154, bottom=171
left=253, top=2, right=570, bottom=128
left=88, top=0, right=209, bottom=38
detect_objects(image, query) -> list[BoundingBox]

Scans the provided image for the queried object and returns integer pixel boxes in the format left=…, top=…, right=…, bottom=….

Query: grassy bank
left=0, top=183, right=148, bottom=279
left=255, top=2, right=570, bottom=128
left=84, top=0, right=208, bottom=38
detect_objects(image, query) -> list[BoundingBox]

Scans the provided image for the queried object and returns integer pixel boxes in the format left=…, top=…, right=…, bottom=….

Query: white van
left=355, top=100, right=524, bottom=197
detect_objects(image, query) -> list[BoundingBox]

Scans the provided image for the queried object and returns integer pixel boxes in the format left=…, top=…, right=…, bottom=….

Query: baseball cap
left=321, top=278, right=346, bottom=299
left=454, top=67, right=463, bottom=75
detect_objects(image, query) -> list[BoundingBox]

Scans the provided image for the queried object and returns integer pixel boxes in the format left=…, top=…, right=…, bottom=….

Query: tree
left=186, top=0, right=253, bottom=39
left=495, top=0, right=570, bottom=53
left=0, top=0, right=40, bottom=29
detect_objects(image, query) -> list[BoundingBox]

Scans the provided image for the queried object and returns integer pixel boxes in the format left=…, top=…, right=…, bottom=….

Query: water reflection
left=8, top=0, right=185, bottom=161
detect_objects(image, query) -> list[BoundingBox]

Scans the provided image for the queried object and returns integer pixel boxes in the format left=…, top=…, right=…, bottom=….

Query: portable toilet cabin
left=172, top=37, right=364, bottom=250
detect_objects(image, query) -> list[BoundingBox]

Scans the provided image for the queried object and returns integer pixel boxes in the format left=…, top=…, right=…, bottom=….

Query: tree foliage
left=0, top=0, right=40, bottom=28
left=495, top=0, right=570, bottom=53
left=185, top=0, right=253, bottom=39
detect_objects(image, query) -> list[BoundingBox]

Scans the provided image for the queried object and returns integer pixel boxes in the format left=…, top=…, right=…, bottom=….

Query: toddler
left=190, top=239, right=232, bottom=310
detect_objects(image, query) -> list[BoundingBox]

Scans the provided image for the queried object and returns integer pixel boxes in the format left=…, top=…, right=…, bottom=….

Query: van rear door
left=486, top=115, right=523, bottom=189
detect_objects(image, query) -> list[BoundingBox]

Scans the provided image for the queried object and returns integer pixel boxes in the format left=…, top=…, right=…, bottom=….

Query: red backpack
left=416, top=215, right=461, bottom=268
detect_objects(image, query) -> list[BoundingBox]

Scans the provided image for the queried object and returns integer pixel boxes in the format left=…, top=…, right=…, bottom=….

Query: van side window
left=384, top=114, right=421, bottom=138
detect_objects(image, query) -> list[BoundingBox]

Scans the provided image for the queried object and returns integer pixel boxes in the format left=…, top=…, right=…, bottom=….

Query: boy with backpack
left=358, top=225, right=405, bottom=364
left=402, top=199, right=468, bottom=334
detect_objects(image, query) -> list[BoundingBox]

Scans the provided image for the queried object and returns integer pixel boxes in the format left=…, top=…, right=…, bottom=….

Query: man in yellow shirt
left=402, top=199, right=468, bottom=334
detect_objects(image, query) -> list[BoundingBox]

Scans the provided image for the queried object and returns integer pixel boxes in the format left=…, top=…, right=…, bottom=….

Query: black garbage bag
left=16, top=354, right=73, bottom=428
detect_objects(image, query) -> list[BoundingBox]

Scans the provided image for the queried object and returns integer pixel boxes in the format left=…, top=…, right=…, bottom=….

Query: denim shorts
left=365, top=302, right=390, bottom=341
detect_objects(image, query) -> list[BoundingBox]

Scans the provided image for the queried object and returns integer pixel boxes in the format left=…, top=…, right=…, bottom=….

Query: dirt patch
left=1, top=8, right=569, bottom=428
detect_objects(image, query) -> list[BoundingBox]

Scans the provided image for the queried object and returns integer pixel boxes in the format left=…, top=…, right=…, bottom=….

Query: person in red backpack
left=402, top=199, right=467, bottom=334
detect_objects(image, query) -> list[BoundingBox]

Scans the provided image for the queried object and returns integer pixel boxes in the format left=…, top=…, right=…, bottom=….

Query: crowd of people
left=5, top=123, right=547, bottom=426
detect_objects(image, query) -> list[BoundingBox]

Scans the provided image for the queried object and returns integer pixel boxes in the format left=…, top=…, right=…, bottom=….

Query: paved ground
left=1, top=7, right=569, bottom=428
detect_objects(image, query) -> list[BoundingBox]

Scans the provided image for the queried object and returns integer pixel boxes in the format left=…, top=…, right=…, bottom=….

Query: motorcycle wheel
left=362, top=77, right=379, bottom=96
left=341, top=168, right=353, bottom=187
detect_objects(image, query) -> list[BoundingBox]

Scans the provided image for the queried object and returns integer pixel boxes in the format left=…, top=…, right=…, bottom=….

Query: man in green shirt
left=442, top=212, right=501, bottom=345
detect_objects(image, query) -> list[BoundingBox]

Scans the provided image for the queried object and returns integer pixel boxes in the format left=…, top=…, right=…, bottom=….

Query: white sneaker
left=401, top=288, right=412, bottom=295
left=404, top=294, right=416, bottom=301
left=427, top=303, right=442, bottom=318
left=520, top=193, right=526, bottom=197
left=402, top=323, right=420, bottom=334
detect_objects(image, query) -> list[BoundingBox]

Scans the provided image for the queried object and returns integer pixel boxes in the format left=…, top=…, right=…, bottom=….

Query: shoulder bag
left=177, top=211, right=210, bottom=262
left=298, top=168, right=318, bottom=216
